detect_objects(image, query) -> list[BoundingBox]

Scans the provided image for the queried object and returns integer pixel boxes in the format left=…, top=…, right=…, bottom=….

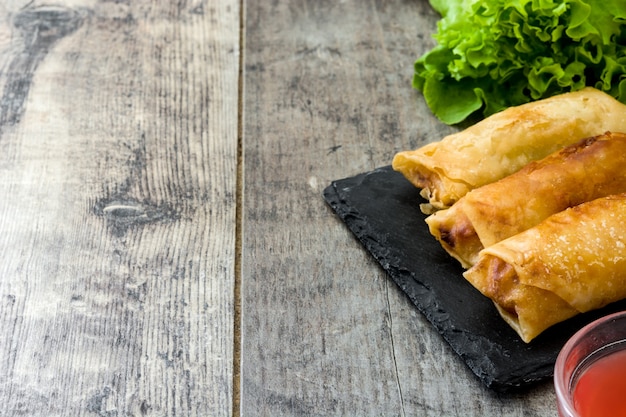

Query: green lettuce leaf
left=415, top=0, right=626, bottom=124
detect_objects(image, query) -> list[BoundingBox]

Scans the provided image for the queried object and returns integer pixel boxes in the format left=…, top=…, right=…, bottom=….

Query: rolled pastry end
left=463, top=254, right=579, bottom=343
left=425, top=209, right=483, bottom=269
left=392, top=147, right=469, bottom=211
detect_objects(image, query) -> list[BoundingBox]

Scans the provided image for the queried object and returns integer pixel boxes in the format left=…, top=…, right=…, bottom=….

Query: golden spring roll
left=463, top=194, right=626, bottom=343
left=392, top=87, right=626, bottom=212
left=426, top=132, right=626, bottom=268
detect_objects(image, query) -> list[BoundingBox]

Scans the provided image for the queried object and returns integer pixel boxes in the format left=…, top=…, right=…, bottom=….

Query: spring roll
left=463, top=194, right=626, bottom=343
left=392, top=87, right=626, bottom=212
left=425, top=132, right=626, bottom=268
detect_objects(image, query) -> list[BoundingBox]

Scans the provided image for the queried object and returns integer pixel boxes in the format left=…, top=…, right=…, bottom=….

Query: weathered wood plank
left=241, top=1, right=556, bottom=416
left=0, top=1, right=239, bottom=416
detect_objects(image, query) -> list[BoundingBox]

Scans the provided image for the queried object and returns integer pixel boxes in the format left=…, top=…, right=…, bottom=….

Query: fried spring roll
left=463, top=194, right=626, bottom=343
left=425, top=132, right=626, bottom=268
left=392, top=88, right=626, bottom=212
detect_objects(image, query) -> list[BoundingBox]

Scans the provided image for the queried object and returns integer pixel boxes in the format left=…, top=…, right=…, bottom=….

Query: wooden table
left=0, top=1, right=558, bottom=415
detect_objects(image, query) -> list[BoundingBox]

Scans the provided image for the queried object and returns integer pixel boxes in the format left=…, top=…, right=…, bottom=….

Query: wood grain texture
left=241, top=1, right=557, bottom=416
left=0, top=1, right=239, bottom=416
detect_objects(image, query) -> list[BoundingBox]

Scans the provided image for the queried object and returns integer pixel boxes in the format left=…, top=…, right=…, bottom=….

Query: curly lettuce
left=415, top=0, right=626, bottom=124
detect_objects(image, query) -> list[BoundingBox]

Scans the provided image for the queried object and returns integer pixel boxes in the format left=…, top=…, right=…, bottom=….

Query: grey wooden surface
left=0, top=1, right=239, bottom=416
left=0, top=0, right=560, bottom=416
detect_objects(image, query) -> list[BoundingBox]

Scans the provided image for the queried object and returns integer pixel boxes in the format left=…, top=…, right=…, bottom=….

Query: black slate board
left=323, top=165, right=626, bottom=392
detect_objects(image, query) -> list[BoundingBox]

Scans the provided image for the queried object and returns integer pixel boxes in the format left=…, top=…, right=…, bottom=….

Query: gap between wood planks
left=233, top=0, right=245, bottom=416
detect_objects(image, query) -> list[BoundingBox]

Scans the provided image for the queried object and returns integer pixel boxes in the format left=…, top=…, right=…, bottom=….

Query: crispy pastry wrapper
left=426, top=132, right=626, bottom=268
left=463, top=194, right=626, bottom=343
left=392, top=88, right=626, bottom=211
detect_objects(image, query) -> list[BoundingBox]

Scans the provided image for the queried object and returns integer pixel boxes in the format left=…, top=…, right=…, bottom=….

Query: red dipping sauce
left=572, top=348, right=626, bottom=417
left=554, top=311, right=626, bottom=417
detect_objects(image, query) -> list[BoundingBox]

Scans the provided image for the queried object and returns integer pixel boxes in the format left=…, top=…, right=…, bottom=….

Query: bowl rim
left=554, top=310, right=626, bottom=417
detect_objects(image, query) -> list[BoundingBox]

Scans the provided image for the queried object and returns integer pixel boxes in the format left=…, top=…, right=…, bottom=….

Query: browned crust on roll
left=392, top=88, right=626, bottom=210
left=464, top=193, right=626, bottom=342
left=465, top=254, right=579, bottom=343
left=427, top=131, right=626, bottom=269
